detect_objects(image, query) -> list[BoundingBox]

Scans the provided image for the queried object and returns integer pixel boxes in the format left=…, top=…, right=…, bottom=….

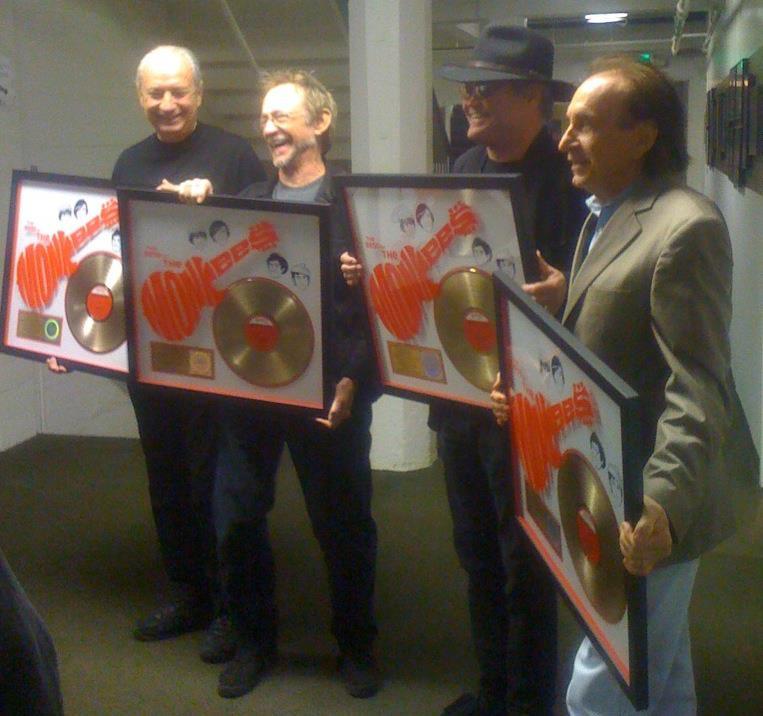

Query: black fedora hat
left=440, top=24, right=575, bottom=101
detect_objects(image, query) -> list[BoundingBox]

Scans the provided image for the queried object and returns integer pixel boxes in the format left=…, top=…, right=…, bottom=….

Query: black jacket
left=451, top=126, right=587, bottom=273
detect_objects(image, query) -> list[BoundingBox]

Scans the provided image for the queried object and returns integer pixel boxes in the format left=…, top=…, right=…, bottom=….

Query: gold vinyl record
left=557, top=450, right=626, bottom=624
left=433, top=268, right=498, bottom=392
left=213, top=277, right=314, bottom=387
left=64, top=252, right=125, bottom=354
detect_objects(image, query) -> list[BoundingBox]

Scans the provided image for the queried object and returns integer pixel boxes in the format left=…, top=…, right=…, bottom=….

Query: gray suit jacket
left=562, top=180, right=756, bottom=563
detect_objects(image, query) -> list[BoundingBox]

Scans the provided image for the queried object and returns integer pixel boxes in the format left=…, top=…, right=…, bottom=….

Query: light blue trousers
left=567, top=559, right=700, bottom=716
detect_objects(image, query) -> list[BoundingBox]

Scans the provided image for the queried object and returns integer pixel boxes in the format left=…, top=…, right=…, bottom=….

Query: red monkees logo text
left=368, top=201, right=478, bottom=340
left=511, top=382, right=598, bottom=493
left=141, top=221, right=278, bottom=341
left=15, top=199, right=119, bottom=309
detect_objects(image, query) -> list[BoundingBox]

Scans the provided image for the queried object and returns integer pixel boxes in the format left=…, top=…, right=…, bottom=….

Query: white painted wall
left=0, top=2, right=39, bottom=450
left=0, top=0, right=166, bottom=447
left=704, top=0, right=763, bottom=482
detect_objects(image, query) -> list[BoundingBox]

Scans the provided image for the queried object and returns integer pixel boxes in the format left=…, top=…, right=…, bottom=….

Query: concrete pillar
left=349, top=0, right=436, bottom=470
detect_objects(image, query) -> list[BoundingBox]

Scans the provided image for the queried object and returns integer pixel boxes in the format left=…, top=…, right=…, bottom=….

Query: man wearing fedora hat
left=339, top=23, right=584, bottom=715
left=434, top=24, right=586, bottom=716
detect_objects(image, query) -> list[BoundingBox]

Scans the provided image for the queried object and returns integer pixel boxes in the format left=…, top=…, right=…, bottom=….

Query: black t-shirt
left=111, top=122, right=265, bottom=193
left=111, top=123, right=264, bottom=393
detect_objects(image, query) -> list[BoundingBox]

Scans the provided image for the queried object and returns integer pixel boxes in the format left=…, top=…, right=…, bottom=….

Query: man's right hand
left=490, top=373, right=508, bottom=426
left=619, top=495, right=673, bottom=576
left=340, top=252, right=363, bottom=287
left=156, top=177, right=213, bottom=204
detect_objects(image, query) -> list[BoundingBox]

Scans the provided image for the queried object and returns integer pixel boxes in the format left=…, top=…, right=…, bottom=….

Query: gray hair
left=260, top=69, right=337, bottom=155
left=136, top=45, right=203, bottom=91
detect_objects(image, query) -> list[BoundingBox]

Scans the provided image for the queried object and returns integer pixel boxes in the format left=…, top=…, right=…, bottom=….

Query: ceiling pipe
left=702, top=1, right=725, bottom=55
left=671, top=0, right=691, bottom=55
left=555, top=34, right=706, bottom=50
left=216, top=0, right=261, bottom=75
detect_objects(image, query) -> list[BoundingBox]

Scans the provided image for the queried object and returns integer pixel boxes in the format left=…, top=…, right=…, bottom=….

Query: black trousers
left=437, top=410, right=558, bottom=715
left=129, top=381, right=218, bottom=602
left=0, top=549, right=63, bottom=716
left=214, top=401, right=378, bottom=655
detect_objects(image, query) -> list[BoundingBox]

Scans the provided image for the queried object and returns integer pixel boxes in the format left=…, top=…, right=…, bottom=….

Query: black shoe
left=441, top=692, right=506, bottom=716
left=133, top=597, right=212, bottom=641
left=200, top=615, right=237, bottom=664
left=217, top=644, right=276, bottom=699
left=337, top=651, right=381, bottom=699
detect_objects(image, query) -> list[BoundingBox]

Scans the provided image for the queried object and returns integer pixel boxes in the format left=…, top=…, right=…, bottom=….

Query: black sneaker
left=199, top=615, right=237, bottom=664
left=217, top=644, right=276, bottom=699
left=133, top=598, right=212, bottom=641
left=337, top=652, right=381, bottom=699
left=441, top=692, right=507, bottom=716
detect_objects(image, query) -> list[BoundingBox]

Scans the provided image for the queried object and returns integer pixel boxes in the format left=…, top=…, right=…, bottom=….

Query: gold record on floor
left=64, top=252, right=126, bottom=353
left=557, top=450, right=626, bottom=624
left=433, top=268, right=498, bottom=392
left=213, top=277, right=314, bottom=387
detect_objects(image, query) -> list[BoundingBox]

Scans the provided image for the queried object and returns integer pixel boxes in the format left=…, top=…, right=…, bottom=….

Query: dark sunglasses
left=459, top=81, right=511, bottom=100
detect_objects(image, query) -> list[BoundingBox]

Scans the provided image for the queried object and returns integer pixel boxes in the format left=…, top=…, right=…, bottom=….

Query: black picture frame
left=1, top=169, right=127, bottom=378
left=118, top=188, right=331, bottom=415
left=493, top=270, right=647, bottom=710
left=706, top=56, right=757, bottom=188
left=335, top=173, right=534, bottom=409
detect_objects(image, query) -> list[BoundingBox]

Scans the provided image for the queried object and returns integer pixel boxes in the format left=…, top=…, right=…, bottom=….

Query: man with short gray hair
left=112, top=44, right=265, bottom=660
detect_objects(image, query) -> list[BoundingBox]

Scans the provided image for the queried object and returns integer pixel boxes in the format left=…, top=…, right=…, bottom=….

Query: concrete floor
left=0, top=434, right=761, bottom=715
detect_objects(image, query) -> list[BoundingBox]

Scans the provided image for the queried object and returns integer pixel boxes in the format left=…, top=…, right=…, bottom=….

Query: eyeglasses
left=259, top=110, right=303, bottom=131
left=459, top=81, right=512, bottom=100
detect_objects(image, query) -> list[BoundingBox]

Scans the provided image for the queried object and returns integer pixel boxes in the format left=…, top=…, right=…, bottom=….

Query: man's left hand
left=340, top=251, right=363, bottom=287
left=522, top=250, right=567, bottom=315
left=46, top=356, right=68, bottom=373
left=156, top=177, right=213, bottom=204
left=619, top=495, right=673, bottom=576
left=316, top=377, right=356, bottom=429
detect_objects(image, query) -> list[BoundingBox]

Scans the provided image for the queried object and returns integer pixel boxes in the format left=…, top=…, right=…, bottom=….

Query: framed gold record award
left=493, top=271, right=648, bottom=710
left=336, top=174, right=534, bottom=408
left=1, top=170, right=127, bottom=377
left=119, top=190, right=330, bottom=413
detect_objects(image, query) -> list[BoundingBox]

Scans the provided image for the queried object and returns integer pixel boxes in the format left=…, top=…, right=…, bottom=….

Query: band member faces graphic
left=392, top=201, right=436, bottom=238
left=58, top=197, right=89, bottom=227
left=496, top=254, right=517, bottom=278
left=267, top=252, right=288, bottom=276
left=290, top=262, right=311, bottom=289
left=471, top=236, right=492, bottom=265
left=590, top=430, right=624, bottom=505
left=187, top=220, right=231, bottom=250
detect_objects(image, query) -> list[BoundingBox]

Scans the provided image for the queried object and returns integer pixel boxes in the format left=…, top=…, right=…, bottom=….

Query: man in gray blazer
left=553, top=57, right=756, bottom=714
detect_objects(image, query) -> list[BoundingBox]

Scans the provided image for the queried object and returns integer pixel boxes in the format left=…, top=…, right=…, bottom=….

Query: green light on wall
left=639, top=52, right=652, bottom=63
